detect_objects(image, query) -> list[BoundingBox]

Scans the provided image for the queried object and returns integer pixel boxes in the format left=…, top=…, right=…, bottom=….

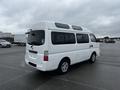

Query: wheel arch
left=61, top=57, right=71, bottom=64
left=92, top=51, right=97, bottom=56
left=57, top=56, right=71, bottom=69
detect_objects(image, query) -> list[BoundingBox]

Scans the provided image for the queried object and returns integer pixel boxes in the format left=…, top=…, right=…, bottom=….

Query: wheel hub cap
left=61, top=62, right=69, bottom=72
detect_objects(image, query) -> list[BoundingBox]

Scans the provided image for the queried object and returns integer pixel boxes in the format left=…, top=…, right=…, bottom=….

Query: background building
left=97, top=36, right=120, bottom=43
left=0, top=31, right=14, bottom=43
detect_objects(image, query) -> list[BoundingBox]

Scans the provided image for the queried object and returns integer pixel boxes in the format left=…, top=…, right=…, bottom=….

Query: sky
left=0, top=0, right=120, bottom=37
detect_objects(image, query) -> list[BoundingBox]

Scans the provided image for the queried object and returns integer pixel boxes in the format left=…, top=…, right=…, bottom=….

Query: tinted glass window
left=76, top=34, right=89, bottom=43
left=55, top=23, right=70, bottom=29
left=72, top=25, right=82, bottom=30
left=51, top=32, right=75, bottom=45
left=0, top=40, right=6, bottom=42
left=90, top=34, right=96, bottom=42
left=27, top=30, right=45, bottom=45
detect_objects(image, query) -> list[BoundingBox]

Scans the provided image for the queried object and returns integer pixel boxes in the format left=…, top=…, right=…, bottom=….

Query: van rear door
left=26, top=30, right=45, bottom=64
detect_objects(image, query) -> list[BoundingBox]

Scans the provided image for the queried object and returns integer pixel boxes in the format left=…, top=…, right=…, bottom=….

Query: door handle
left=90, top=45, right=93, bottom=48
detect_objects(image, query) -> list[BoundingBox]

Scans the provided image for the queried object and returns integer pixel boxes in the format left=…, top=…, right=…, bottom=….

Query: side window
left=90, top=34, right=96, bottom=42
left=51, top=32, right=64, bottom=44
left=51, top=32, right=75, bottom=45
left=64, top=33, right=75, bottom=44
left=76, top=34, right=89, bottom=43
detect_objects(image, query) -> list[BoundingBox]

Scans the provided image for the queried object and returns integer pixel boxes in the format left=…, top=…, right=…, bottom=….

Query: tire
left=58, top=60, right=70, bottom=74
left=8, top=45, right=11, bottom=48
left=89, top=53, right=96, bottom=63
left=0, top=44, right=2, bottom=48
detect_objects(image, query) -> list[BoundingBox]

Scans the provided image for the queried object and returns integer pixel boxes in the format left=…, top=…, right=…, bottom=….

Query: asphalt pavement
left=0, top=42, right=120, bottom=90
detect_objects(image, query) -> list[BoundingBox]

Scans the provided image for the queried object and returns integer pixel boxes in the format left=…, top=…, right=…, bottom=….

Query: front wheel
left=8, top=45, right=11, bottom=48
left=58, top=60, right=70, bottom=74
left=0, top=44, right=2, bottom=48
left=89, top=53, right=96, bottom=63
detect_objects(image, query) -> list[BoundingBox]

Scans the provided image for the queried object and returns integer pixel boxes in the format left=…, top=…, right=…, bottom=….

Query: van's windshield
left=27, top=30, right=45, bottom=46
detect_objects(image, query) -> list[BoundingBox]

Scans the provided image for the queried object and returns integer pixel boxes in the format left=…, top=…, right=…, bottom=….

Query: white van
left=25, top=21, right=100, bottom=73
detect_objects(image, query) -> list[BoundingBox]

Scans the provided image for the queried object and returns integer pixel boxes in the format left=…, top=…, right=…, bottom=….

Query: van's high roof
left=29, top=21, right=92, bottom=33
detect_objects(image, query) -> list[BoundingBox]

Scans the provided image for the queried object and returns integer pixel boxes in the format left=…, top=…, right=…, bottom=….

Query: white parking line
left=55, top=77, right=108, bottom=90
left=97, top=61, right=120, bottom=67
left=0, top=71, right=34, bottom=86
left=0, top=64, right=32, bottom=73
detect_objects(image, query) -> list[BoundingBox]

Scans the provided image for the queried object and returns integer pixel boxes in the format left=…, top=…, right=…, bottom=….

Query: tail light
left=44, top=50, right=48, bottom=61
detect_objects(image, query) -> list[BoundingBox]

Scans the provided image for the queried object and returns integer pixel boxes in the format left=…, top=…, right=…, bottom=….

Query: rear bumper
left=25, top=59, right=56, bottom=71
left=25, top=59, right=46, bottom=71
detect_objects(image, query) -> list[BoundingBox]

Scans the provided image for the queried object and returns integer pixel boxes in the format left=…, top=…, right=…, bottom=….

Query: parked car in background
left=0, top=39, right=12, bottom=48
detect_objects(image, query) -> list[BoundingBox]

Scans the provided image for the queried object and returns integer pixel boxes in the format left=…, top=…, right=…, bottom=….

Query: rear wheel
left=58, top=60, right=70, bottom=74
left=89, top=53, right=96, bottom=63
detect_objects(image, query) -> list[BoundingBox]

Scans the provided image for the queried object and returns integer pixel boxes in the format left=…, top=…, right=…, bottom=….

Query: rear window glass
left=51, top=32, right=75, bottom=45
left=0, top=40, right=6, bottom=42
left=76, top=34, right=89, bottom=43
left=27, top=30, right=45, bottom=46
